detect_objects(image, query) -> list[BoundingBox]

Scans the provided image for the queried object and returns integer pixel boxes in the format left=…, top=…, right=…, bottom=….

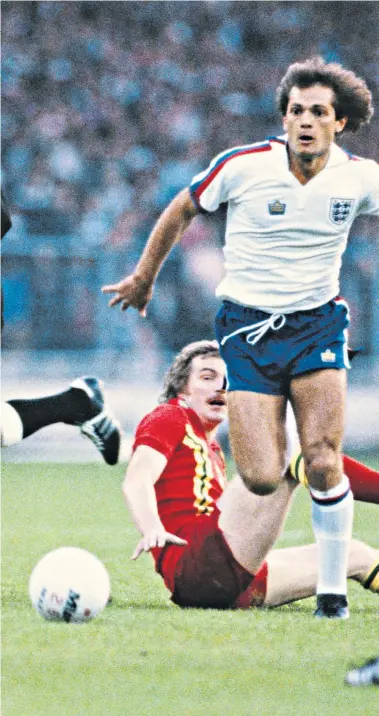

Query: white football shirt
left=190, top=136, right=379, bottom=313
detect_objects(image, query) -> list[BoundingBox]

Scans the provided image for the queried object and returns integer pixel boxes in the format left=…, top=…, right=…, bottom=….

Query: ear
left=177, top=391, right=190, bottom=408
left=282, top=115, right=288, bottom=132
left=335, top=116, right=348, bottom=134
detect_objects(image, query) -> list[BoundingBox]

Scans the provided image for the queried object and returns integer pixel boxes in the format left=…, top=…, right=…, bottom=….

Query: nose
left=300, top=110, right=313, bottom=126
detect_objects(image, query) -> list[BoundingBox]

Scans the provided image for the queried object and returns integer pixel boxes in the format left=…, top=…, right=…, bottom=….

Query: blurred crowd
left=1, top=1, right=378, bottom=367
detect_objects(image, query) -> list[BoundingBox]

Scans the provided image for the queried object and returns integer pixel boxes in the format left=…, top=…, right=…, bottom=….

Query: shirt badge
left=329, top=198, right=354, bottom=225
left=268, top=199, right=286, bottom=215
left=321, top=349, right=336, bottom=363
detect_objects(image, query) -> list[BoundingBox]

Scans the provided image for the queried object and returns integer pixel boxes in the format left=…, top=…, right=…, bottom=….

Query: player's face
left=181, top=355, right=227, bottom=431
left=283, top=85, right=348, bottom=159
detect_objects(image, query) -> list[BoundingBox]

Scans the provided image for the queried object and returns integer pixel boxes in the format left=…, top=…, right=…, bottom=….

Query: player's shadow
left=272, top=601, right=378, bottom=616
left=108, top=597, right=378, bottom=615
left=108, top=599, right=174, bottom=610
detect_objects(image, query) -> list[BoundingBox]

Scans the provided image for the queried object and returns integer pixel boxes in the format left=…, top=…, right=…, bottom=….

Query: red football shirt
left=132, top=398, right=226, bottom=535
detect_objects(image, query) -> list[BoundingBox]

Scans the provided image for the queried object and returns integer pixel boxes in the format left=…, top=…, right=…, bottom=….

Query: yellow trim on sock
left=363, top=562, right=379, bottom=592
left=289, top=450, right=309, bottom=488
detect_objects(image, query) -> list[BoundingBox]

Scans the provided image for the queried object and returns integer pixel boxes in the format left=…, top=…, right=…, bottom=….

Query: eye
left=291, top=107, right=302, bottom=115
left=313, top=108, right=324, bottom=117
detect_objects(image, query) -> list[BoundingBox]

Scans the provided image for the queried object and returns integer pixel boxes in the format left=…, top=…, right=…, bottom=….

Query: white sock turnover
left=310, top=475, right=354, bottom=596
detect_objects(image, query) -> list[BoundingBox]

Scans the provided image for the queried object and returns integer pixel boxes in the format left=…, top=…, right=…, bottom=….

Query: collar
left=326, top=141, right=351, bottom=167
left=168, top=397, right=205, bottom=434
left=168, top=397, right=220, bottom=449
left=267, top=134, right=350, bottom=169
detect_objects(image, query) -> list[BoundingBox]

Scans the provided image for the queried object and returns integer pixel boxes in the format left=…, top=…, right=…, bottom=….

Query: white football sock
left=1, top=402, right=24, bottom=446
left=310, top=475, right=354, bottom=596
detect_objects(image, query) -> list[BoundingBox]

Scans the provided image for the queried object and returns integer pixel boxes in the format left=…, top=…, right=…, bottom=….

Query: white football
left=29, top=547, right=111, bottom=623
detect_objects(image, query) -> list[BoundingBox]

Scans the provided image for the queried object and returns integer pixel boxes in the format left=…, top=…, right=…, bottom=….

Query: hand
left=131, top=530, right=188, bottom=560
left=101, top=274, right=154, bottom=315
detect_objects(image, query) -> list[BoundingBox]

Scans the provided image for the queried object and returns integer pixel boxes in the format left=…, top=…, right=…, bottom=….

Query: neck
left=288, top=148, right=330, bottom=185
left=203, top=423, right=219, bottom=442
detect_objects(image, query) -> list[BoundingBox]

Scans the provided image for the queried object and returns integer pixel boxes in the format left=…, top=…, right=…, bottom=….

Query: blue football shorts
left=214, top=298, right=350, bottom=397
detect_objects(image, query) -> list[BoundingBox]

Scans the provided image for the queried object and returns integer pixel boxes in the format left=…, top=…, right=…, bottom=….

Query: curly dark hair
left=276, top=56, right=374, bottom=133
left=159, top=340, right=221, bottom=403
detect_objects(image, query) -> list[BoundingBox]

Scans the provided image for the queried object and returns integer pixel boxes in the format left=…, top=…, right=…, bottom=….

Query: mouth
left=208, top=397, right=226, bottom=407
left=298, top=135, right=315, bottom=146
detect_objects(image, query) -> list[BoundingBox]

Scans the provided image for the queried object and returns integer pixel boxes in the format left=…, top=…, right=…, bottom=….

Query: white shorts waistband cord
left=220, top=313, right=286, bottom=347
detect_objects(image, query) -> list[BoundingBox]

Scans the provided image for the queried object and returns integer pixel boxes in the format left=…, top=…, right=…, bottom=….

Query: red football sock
left=343, top=455, right=379, bottom=504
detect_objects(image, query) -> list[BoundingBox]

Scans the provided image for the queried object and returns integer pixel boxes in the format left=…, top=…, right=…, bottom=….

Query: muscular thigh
left=218, top=473, right=297, bottom=574
left=162, top=513, right=253, bottom=609
left=227, top=391, right=288, bottom=482
left=290, top=369, right=346, bottom=454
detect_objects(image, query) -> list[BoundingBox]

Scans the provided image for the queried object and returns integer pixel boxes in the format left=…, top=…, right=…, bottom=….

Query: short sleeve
left=190, top=148, right=233, bottom=213
left=358, top=160, right=379, bottom=216
left=133, top=404, right=187, bottom=460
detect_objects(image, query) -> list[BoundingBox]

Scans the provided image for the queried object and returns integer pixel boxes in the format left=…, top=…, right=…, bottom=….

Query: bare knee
left=304, top=442, right=341, bottom=490
left=236, top=461, right=282, bottom=496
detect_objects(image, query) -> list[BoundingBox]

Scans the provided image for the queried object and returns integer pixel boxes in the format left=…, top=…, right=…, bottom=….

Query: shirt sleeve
left=357, top=160, right=379, bottom=217
left=189, top=147, right=235, bottom=213
left=133, top=404, right=187, bottom=460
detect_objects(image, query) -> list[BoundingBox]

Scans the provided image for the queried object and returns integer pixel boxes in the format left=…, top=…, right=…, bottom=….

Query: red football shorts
left=155, top=509, right=268, bottom=609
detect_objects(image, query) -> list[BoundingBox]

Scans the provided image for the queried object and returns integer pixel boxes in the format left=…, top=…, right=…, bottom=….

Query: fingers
left=109, top=295, right=123, bottom=308
left=118, top=299, right=147, bottom=314
left=168, top=535, right=188, bottom=546
left=101, top=283, right=147, bottom=314
left=131, top=545, right=143, bottom=561
left=101, top=284, right=123, bottom=309
left=130, top=535, right=160, bottom=560
left=131, top=535, right=159, bottom=559
left=130, top=533, right=188, bottom=560
left=101, top=284, right=118, bottom=294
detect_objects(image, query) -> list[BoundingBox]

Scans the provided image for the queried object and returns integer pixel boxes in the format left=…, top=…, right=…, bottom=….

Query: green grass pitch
left=2, top=456, right=378, bottom=716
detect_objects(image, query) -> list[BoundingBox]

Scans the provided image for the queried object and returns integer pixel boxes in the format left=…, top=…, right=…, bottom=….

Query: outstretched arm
left=102, top=188, right=198, bottom=314
left=122, top=444, right=188, bottom=559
